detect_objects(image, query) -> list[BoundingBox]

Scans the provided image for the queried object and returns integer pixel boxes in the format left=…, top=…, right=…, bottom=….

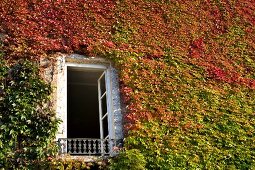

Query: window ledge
left=56, top=154, right=107, bottom=162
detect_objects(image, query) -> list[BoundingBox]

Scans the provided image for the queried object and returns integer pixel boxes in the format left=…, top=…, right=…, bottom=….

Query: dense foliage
left=0, top=56, right=60, bottom=169
left=0, top=0, right=255, bottom=169
left=109, top=149, right=146, bottom=170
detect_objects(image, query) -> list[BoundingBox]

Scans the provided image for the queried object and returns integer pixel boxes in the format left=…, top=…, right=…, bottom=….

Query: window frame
left=56, top=56, right=123, bottom=156
left=64, top=62, right=115, bottom=141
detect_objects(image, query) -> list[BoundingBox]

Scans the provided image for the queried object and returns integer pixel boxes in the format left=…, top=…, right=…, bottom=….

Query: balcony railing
left=58, top=138, right=122, bottom=156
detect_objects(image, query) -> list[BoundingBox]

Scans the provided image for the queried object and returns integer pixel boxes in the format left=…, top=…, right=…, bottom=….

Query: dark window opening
left=67, top=67, right=105, bottom=139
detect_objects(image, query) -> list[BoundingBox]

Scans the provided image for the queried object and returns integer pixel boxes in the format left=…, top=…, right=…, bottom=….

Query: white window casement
left=56, top=55, right=123, bottom=156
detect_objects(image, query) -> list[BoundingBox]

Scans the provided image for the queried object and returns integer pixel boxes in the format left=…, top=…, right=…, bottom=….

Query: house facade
left=1, top=0, right=255, bottom=169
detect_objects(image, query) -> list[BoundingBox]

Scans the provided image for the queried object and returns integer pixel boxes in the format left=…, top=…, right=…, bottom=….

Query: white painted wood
left=66, top=62, right=107, bottom=70
left=98, top=71, right=107, bottom=155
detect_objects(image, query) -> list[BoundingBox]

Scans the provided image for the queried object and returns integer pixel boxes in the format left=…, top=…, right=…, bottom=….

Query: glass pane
left=100, top=72, right=106, bottom=96
left=101, top=94, right=107, bottom=117
left=103, top=115, right=109, bottom=138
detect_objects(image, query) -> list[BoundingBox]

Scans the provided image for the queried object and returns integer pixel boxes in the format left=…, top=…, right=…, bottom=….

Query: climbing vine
left=0, top=55, right=60, bottom=169
left=0, top=0, right=255, bottom=169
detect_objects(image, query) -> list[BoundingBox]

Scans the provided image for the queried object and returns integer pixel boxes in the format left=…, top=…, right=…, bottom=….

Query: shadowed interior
left=67, top=67, right=106, bottom=138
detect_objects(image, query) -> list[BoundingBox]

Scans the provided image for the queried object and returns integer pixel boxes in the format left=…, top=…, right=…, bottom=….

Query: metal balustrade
left=58, top=138, right=122, bottom=156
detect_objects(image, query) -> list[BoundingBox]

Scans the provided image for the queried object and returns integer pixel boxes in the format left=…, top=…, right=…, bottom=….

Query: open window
left=57, top=60, right=123, bottom=156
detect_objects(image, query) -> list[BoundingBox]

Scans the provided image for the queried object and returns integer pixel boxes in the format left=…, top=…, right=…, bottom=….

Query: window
left=56, top=57, right=123, bottom=156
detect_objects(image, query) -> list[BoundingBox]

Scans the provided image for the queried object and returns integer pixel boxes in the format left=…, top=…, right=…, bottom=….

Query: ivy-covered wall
left=0, top=0, right=255, bottom=169
left=0, top=57, right=60, bottom=169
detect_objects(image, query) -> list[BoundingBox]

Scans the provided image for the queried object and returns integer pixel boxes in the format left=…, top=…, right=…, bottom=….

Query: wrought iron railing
left=58, top=138, right=122, bottom=156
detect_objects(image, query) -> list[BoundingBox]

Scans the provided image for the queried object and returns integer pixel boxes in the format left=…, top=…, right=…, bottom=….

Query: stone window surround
left=55, top=54, right=123, bottom=142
